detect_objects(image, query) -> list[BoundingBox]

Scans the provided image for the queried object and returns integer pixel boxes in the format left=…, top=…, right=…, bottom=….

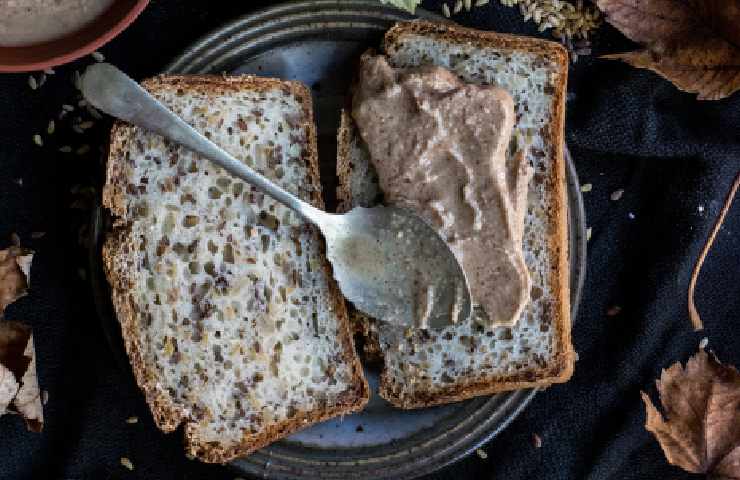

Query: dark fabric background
left=1, top=1, right=738, bottom=479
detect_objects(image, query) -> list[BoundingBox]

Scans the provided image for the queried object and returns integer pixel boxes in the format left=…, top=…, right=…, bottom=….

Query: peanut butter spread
left=352, top=55, right=533, bottom=327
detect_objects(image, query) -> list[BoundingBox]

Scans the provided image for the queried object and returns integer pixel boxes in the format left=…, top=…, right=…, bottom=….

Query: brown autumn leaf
left=0, top=322, right=43, bottom=432
left=0, top=244, right=34, bottom=318
left=642, top=348, right=740, bottom=478
left=597, top=0, right=740, bottom=100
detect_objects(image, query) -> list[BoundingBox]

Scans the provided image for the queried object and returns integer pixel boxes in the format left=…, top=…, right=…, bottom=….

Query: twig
left=688, top=172, right=740, bottom=331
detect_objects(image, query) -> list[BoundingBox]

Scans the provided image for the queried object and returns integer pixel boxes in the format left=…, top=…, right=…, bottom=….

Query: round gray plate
left=160, top=1, right=586, bottom=479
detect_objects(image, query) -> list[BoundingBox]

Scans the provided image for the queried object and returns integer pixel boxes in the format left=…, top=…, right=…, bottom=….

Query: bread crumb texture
left=104, top=77, right=363, bottom=460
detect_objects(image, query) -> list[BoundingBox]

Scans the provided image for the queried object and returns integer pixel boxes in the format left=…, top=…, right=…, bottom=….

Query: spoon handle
left=81, top=63, right=325, bottom=225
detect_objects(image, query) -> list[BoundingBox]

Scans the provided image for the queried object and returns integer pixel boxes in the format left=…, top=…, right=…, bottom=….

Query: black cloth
left=1, top=1, right=738, bottom=479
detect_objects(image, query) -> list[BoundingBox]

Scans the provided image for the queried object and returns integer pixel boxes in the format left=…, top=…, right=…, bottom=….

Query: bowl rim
left=0, top=0, right=150, bottom=73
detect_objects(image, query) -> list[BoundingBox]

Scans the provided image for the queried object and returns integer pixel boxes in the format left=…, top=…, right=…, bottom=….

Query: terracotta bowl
left=0, top=0, right=150, bottom=73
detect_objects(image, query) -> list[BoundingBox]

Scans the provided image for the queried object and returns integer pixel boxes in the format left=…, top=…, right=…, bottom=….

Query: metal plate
left=92, top=1, right=586, bottom=479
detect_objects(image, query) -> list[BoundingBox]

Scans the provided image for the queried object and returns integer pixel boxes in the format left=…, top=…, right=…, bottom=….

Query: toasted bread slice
left=337, top=21, right=573, bottom=408
left=103, top=75, right=368, bottom=462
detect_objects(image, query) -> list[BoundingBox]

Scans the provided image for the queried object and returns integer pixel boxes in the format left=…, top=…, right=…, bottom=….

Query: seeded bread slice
left=337, top=21, right=574, bottom=408
left=103, top=75, right=368, bottom=462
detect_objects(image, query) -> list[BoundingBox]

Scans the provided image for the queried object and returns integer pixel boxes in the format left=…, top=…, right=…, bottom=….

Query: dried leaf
left=13, top=337, right=43, bottom=432
left=0, top=322, right=43, bottom=432
left=642, top=348, right=740, bottom=477
left=0, top=364, right=19, bottom=414
left=0, top=245, right=34, bottom=317
left=379, top=0, right=423, bottom=14
left=598, top=0, right=740, bottom=100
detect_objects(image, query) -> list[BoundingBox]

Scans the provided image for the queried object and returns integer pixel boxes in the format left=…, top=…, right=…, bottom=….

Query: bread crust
left=337, top=21, right=574, bottom=409
left=103, top=74, right=368, bottom=462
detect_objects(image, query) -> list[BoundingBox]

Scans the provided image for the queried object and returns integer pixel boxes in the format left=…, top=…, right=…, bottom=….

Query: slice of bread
left=337, top=21, right=574, bottom=408
left=103, top=75, right=368, bottom=462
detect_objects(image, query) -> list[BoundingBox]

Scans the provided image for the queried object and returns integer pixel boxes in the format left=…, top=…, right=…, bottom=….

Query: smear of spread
left=352, top=54, right=532, bottom=327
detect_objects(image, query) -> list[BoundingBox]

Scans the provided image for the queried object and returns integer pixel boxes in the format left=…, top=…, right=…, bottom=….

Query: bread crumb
left=532, top=433, right=542, bottom=448
left=120, top=457, right=134, bottom=470
left=126, top=416, right=138, bottom=424
left=607, top=305, right=622, bottom=316
left=699, top=337, right=708, bottom=349
left=580, top=183, right=592, bottom=193
left=476, top=448, right=488, bottom=459
left=610, top=189, right=624, bottom=201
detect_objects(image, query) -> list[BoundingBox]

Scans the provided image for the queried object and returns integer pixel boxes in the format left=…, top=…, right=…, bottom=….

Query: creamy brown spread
left=352, top=55, right=533, bottom=327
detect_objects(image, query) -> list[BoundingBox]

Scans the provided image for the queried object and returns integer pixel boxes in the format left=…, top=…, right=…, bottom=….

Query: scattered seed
left=474, top=0, right=489, bottom=5
left=586, top=227, right=592, bottom=241
left=33, top=134, right=43, bottom=146
left=580, top=183, right=592, bottom=193
left=42, top=390, right=49, bottom=405
left=92, top=51, right=105, bottom=62
left=610, top=189, right=624, bottom=201
left=607, top=305, right=622, bottom=316
left=627, top=212, right=635, bottom=220
left=38, top=73, right=47, bottom=87
left=464, top=0, right=472, bottom=11
left=532, top=433, right=542, bottom=448
left=126, top=416, right=139, bottom=424
left=44, top=68, right=55, bottom=75
left=59, top=146, right=72, bottom=153
left=13, top=178, right=23, bottom=187
left=73, top=70, right=82, bottom=90
left=10, top=233, right=21, bottom=247
left=442, top=3, right=451, bottom=17
left=79, top=120, right=95, bottom=130
left=453, top=0, right=463, bottom=13
left=699, top=337, right=708, bottom=349
left=62, top=104, right=75, bottom=112
left=476, top=448, right=488, bottom=459
left=76, top=144, right=91, bottom=155
left=697, top=204, right=704, bottom=213
left=47, top=120, right=55, bottom=135
left=120, top=457, right=134, bottom=470
left=31, top=232, right=46, bottom=239
left=28, top=76, right=38, bottom=90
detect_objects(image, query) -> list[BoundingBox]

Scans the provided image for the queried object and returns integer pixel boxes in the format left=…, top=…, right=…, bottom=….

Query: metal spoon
left=81, top=63, right=470, bottom=329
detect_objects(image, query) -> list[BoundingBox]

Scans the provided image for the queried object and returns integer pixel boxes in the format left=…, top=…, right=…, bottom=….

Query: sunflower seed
left=33, top=134, right=43, bottom=146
